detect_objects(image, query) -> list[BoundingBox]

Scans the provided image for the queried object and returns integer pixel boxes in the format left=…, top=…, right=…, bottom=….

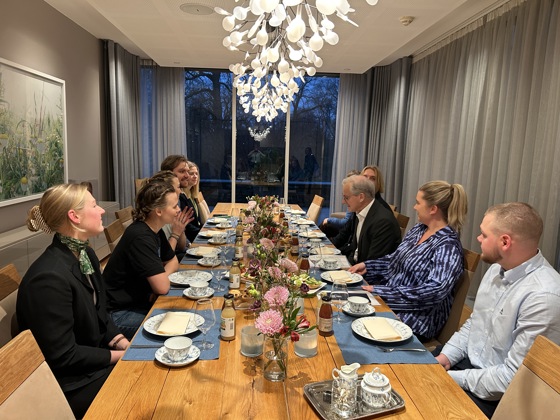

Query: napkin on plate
left=361, top=317, right=402, bottom=341
left=318, top=248, right=337, bottom=255
left=157, top=312, right=194, bottom=335
left=329, top=270, right=353, bottom=283
left=192, top=246, right=218, bottom=256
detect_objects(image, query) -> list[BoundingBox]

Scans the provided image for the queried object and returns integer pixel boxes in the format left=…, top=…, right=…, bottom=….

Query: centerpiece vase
left=263, top=336, right=289, bottom=382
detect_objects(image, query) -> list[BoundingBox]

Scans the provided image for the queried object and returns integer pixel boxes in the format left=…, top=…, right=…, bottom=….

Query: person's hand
left=321, top=218, right=328, bottom=226
left=361, top=285, right=373, bottom=292
left=435, top=353, right=451, bottom=371
left=172, top=207, right=194, bottom=235
left=348, top=262, right=366, bottom=275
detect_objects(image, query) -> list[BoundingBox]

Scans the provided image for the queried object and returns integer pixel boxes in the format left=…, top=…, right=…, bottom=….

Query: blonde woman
left=360, top=165, right=392, bottom=212
left=183, top=161, right=203, bottom=241
left=349, top=181, right=468, bottom=340
left=16, top=184, right=128, bottom=418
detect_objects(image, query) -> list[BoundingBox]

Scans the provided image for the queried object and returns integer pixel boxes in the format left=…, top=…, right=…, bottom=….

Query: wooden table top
left=85, top=203, right=486, bottom=419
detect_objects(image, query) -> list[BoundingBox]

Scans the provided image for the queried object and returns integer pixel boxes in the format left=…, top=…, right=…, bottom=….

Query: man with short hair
left=331, top=175, right=400, bottom=264
left=435, top=202, right=560, bottom=417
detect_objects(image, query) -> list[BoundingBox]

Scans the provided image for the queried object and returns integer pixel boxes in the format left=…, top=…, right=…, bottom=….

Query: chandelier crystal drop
left=216, top=0, right=379, bottom=122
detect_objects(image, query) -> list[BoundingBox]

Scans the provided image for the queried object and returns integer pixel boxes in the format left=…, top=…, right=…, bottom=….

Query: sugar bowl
left=361, top=368, right=392, bottom=408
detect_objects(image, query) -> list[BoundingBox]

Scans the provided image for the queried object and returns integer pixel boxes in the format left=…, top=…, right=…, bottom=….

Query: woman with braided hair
left=16, top=183, right=129, bottom=418
left=103, top=179, right=180, bottom=340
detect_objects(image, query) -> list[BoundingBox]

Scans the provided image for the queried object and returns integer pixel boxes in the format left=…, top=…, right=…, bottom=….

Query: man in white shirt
left=331, top=175, right=400, bottom=264
left=435, top=202, right=560, bottom=417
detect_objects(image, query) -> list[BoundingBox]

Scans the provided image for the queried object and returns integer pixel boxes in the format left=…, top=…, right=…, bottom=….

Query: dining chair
left=306, top=195, right=324, bottom=224
left=424, top=248, right=481, bottom=350
left=0, top=264, right=22, bottom=347
left=115, top=205, right=134, bottom=228
left=393, top=211, right=410, bottom=238
left=0, top=330, right=74, bottom=419
left=134, top=177, right=148, bottom=195
left=198, top=191, right=211, bottom=225
left=492, top=335, right=560, bottom=420
left=103, top=219, right=125, bottom=253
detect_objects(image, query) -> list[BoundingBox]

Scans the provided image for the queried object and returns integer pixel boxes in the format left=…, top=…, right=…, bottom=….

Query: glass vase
left=263, top=336, right=289, bottom=382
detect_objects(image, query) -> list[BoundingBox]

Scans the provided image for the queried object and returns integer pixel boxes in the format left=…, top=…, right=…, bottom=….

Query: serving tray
left=303, top=375, right=405, bottom=419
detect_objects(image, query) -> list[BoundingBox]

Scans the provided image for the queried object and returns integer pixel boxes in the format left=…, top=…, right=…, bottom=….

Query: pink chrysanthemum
left=267, top=266, right=283, bottom=280
left=280, top=258, right=298, bottom=273
left=245, top=216, right=255, bottom=224
left=264, top=286, right=289, bottom=307
left=255, top=309, right=284, bottom=335
left=259, top=238, right=275, bottom=251
left=247, top=201, right=257, bottom=210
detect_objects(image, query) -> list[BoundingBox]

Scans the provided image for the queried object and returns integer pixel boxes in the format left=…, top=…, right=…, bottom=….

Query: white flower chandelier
left=215, top=0, right=379, bottom=122
left=249, top=126, right=272, bottom=142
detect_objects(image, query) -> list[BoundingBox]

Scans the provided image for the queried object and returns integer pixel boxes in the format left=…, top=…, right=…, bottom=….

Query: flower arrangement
left=243, top=194, right=286, bottom=244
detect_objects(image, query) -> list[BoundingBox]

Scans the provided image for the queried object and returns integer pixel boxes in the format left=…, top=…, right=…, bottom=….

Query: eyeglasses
left=342, top=194, right=356, bottom=201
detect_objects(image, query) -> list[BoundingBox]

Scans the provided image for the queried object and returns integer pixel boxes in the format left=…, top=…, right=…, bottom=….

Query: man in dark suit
left=331, top=175, right=401, bottom=264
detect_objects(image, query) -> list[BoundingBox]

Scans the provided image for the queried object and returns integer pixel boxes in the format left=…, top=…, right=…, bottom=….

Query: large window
left=184, top=70, right=338, bottom=211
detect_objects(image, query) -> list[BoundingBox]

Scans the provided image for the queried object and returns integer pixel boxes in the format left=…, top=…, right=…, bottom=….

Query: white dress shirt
left=354, top=199, right=374, bottom=261
left=441, top=251, right=560, bottom=400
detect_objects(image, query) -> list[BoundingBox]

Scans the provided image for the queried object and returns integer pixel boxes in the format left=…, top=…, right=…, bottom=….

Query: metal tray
left=303, top=375, right=405, bottom=419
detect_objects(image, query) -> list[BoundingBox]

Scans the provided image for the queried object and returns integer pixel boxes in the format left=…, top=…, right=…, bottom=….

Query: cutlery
left=129, top=344, right=163, bottom=349
left=374, top=346, right=426, bottom=353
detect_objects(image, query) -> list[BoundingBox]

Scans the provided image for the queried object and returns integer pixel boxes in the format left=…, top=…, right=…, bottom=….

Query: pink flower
left=290, top=331, right=300, bottom=342
left=267, top=266, right=283, bottom=280
left=247, top=201, right=257, bottom=210
left=255, top=309, right=284, bottom=335
left=264, top=286, right=289, bottom=307
left=280, top=258, right=298, bottom=273
left=259, top=238, right=275, bottom=251
left=245, top=216, right=255, bottom=224
left=297, top=316, right=310, bottom=329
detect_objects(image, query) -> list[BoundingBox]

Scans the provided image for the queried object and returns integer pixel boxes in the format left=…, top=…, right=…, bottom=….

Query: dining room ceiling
left=43, top=0, right=502, bottom=74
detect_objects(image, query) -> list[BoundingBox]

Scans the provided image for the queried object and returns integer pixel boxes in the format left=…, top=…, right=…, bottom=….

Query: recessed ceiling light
left=179, top=3, right=213, bottom=15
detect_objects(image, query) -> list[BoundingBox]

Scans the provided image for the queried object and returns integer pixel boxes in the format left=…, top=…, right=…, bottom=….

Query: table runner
left=333, top=312, right=436, bottom=365
left=123, top=308, right=221, bottom=361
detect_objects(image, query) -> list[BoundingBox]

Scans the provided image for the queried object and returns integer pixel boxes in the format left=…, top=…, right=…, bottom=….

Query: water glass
left=331, top=282, right=348, bottom=323
left=294, top=329, right=318, bottom=358
left=194, top=298, right=215, bottom=350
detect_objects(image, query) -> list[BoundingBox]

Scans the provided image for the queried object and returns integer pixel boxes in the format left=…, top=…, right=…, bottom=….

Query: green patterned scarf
left=57, top=233, right=95, bottom=275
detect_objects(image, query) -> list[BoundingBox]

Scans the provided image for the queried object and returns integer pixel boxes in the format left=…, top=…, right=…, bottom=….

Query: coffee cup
left=323, top=257, right=338, bottom=270
left=218, top=222, right=230, bottom=228
left=348, top=296, right=369, bottom=313
left=190, top=280, right=209, bottom=296
left=214, top=233, right=227, bottom=243
left=164, top=336, right=192, bottom=362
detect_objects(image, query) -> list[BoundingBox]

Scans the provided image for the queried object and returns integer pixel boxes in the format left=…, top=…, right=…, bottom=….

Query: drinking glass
left=331, top=282, right=348, bottom=323
left=194, top=298, right=216, bottom=350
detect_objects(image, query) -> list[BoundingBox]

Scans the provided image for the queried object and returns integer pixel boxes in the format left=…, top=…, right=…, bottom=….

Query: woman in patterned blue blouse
left=349, top=181, right=468, bottom=340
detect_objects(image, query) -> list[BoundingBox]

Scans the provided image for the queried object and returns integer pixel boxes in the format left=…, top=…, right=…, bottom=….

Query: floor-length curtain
left=103, top=40, right=141, bottom=208
left=402, top=0, right=560, bottom=293
left=366, top=57, right=411, bottom=211
left=140, top=64, right=187, bottom=177
left=331, top=72, right=372, bottom=213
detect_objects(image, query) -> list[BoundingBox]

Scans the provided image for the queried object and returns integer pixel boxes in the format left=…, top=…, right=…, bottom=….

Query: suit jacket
left=331, top=200, right=401, bottom=264
left=16, top=235, right=120, bottom=392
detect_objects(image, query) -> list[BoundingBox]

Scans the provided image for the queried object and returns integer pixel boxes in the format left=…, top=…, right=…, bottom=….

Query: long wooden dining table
left=85, top=203, right=486, bottom=419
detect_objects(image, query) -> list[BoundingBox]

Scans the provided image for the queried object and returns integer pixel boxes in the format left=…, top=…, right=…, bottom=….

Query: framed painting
left=0, top=57, right=67, bottom=207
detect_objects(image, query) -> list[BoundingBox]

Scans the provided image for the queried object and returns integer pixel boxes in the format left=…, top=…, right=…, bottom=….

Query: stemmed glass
left=331, top=282, right=348, bottom=323
left=194, top=298, right=216, bottom=350
left=217, top=244, right=232, bottom=291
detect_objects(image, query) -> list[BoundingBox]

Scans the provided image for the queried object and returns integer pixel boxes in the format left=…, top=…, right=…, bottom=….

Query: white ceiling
left=44, top=0, right=502, bottom=74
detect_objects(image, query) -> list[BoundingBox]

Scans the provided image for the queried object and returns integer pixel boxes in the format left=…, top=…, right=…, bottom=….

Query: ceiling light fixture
left=216, top=0, right=380, bottom=121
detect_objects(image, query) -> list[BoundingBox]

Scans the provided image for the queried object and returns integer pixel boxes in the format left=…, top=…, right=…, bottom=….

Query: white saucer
left=155, top=345, right=201, bottom=367
left=341, top=302, right=376, bottom=317
left=208, top=237, right=227, bottom=245
left=197, top=257, right=221, bottom=267
left=183, top=287, right=215, bottom=300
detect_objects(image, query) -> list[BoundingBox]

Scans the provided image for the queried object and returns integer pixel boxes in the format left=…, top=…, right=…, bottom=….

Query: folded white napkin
left=157, top=312, right=194, bottom=335
left=362, top=318, right=402, bottom=341
left=319, top=248, right=337, bottom=255
left=329, top=270, right=352, bottom=283
left=192, top=246, right=217, bottom=256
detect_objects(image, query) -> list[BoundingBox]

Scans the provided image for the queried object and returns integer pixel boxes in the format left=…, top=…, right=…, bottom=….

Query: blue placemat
left=333, top=312, right=436, bottom=365
left=166, top=284, right=230, bottom=298
left=123, top=308, right=221, bottom=361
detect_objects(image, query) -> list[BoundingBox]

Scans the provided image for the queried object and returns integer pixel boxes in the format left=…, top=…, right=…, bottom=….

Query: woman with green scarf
left=16, top=183, right=128, bottom=418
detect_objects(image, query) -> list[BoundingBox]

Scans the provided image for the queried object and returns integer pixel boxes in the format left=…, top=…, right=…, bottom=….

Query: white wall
left=0, top=0, right=106, bottom=233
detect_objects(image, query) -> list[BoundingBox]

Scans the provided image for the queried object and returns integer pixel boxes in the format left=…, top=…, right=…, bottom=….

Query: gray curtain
left=401, top=0, right=560, bottom=293
left=139, top=63, right=187, bottom=177
left=104, top=40, right=141, bottom=208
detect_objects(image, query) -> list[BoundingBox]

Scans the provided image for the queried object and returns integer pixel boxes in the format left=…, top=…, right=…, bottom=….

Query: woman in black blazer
left=16, top=184, right=129, bottom=418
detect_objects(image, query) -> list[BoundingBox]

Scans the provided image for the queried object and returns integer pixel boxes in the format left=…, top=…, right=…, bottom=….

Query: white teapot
left=361, top=367, right=392, bottom=408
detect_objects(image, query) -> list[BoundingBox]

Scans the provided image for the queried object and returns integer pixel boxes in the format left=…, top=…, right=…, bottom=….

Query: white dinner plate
left=351, top=317, right=413, bottom=343
left=315, top=261, right=341, bottom=270
left=197, top=257, right=221, bottom=267
left=299, top=231, right=326, bottom=239
left=208, top=237, right=227, bottom=245
left=321, top=271, right=363, bottom=285
left=286, top=209, right=305, bottom=215
left=155, top=345, right=201, bottom=367
left=197, top=230, right=223, bottom=238
left=143, top=312, right=203, bottom=337
left=183, top=287, right=215, bottom=300
left=187, top=247, right=220, bottom=258
left=309, top=247, right=341, bottom=255
left=295, top=218, right=314, bottom=225
left=342, top=302, right=376, bottom=317
left=207, top=217, right=229, bottom=224
left=216, top=223, right=233, bottom=229
left=169, top=270, right=213, bottom=286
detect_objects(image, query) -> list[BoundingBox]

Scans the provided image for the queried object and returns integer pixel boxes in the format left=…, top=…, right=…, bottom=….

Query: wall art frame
left=0, top=57, right=68, bottom=207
